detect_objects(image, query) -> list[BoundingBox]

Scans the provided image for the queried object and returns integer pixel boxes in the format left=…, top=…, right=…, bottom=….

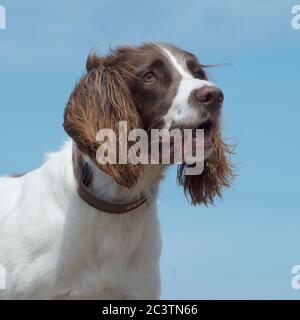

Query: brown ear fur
left=63, top=53, right=143, bottom=188
left=177, top=128, right=235, bottom=205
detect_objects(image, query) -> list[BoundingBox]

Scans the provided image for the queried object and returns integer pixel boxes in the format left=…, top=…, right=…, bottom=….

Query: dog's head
left=63, top=42, right=234, bottom=205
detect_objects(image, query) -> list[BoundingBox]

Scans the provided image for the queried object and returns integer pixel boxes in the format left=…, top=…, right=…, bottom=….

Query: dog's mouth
left=147, top=119, right=217, bottom=164
left=175, top=118, right=215, bottom=133
left=196, top=119, right=214, bottom=132
left=171, top=119, right=216, bottom=150
left=192, top=119, right=215, bottom=149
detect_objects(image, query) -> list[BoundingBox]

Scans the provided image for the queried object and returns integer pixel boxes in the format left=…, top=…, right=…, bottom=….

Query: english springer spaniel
left=0, top=43, right=234, bottom=299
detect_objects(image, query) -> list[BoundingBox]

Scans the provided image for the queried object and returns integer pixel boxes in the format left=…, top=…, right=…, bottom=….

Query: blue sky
left=0, top=0, right=300, bottom=299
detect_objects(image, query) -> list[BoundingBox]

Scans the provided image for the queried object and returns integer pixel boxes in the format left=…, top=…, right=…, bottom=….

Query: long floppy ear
left=63, top=53, right=143, bottom=188
left=177, top=128, right=235, bottom=205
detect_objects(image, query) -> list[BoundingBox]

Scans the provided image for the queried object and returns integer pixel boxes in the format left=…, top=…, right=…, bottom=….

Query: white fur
left=0, top=141, right=163, bottom=299
left=161, top=48, right=215, bottom=129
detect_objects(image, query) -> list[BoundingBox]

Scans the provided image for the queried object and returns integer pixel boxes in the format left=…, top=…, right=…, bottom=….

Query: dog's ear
left=177, top=128, right=235, bottom=205
left=63, top=53, right=143, bottom=188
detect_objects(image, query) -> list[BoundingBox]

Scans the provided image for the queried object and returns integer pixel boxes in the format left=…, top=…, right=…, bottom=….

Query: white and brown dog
left=0, top=43, right=234, bottom=299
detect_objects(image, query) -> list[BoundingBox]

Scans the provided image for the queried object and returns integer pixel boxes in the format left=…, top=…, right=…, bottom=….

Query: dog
left=0, top=43, right=234, bottom=299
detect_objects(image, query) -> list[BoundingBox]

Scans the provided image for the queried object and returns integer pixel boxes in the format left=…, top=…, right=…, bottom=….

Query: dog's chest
left=55, top=206, right=161, bottom=299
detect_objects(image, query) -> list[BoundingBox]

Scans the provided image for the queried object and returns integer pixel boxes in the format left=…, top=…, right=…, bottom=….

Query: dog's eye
left=194, top=67, right=206, bottom=80
left=141, top=71, right=156, bottom=83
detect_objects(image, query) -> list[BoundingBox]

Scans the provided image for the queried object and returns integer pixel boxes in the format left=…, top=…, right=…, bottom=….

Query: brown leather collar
left=73, top=148, right=148, bottom=214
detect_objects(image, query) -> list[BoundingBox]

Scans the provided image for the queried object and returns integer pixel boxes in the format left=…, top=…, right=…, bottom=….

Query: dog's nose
left=194, top=86, right=224, bottom=111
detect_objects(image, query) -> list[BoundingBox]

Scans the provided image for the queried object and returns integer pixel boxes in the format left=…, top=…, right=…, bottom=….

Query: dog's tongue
left=183, top=135, right=212, bottom=152
left=156, top=132, right=213, bottom=164
left=168, top=135, right=211, bottom=163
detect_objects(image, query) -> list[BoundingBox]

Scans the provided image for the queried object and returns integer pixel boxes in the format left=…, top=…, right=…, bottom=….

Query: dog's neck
left=73, top=144, right=166, bottom=205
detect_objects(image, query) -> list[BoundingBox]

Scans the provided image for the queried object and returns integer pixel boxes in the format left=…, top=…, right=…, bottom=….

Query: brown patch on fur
left=177, top=128, right=236, bottom=205
left=64, top=53, right=143, bottom=188
left=63, top=43, right=182, bottom=188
